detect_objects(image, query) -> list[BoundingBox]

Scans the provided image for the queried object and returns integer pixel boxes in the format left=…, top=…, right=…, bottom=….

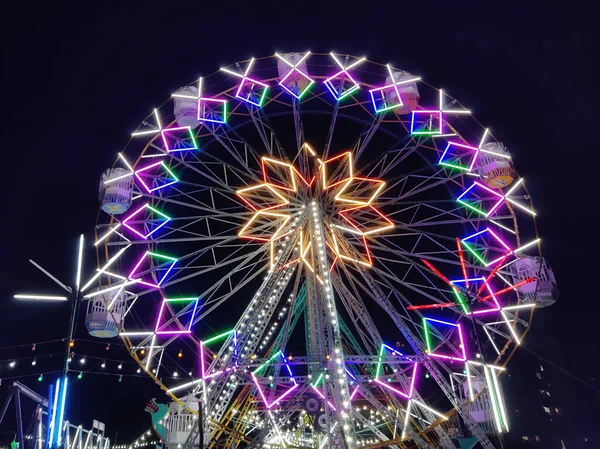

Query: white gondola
left=85, top=289, right=127, bottom=338
left=510, top=256, right=559, bottom=307
left=173, top=85, right=201, bottom=129
left=99, top=168, right=134, bottom=215
left=385, top=70, right=420, bottom=114
left=164, top=398, right=199, bottom=446
left=476, top=142, right=516, bottom=189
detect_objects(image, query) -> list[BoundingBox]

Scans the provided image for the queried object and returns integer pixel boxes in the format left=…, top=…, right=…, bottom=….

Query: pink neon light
left=252, top=352, right=298, bottom=409
left=199, top=343, right=235, bottom=380
left=350, top=385, right=360, bottom=400
left=374, top=379, right=411, bottom=399
left=252, top=375, right=299, bottom=409
left=374, top=362, right=418, bottom=399
left=475, top=182, right=505, bottom=216
left=311, top=385, right=336, bottom=410
left=160, top=126, right=198, bottom=153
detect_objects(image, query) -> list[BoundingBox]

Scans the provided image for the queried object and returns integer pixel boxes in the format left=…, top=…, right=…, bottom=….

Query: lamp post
left=14, top=234, right=86, bottom=449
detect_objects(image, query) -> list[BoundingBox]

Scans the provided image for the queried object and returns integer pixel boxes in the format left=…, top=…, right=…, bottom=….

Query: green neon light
left=145, top=205, right=171, bottom=221
left=203, top=329, right=235, bottom=346
left=188, top=129, right=199, bottom=150
left=253, top=351, right=282, bottom=375
left=312, top=373, right=324, bottom=387
left=161, top=164, right=179, bottom=183
left=147, top=252, right=178, bottom=262
left=297, top=80, right=315, bottom=100
left=257, top=87, right=269, bottom=107
left=451, top=289, right=471, bottom=314
left=222, top=101, right=228, bottom=124
left=375, top=344, right=386, bottom=379
left=439, top=161, right=470, bottom=172
left=164, top=297, right=197, bottom=303
left=338, top=84, right=360, bottom=101
left=423, top=319, right=433, bottom=353
left=457, top=199, right=487, bottom=216
left=461, top=241, right=488, bottom=266
left=484, top=366, right=504, bottom=432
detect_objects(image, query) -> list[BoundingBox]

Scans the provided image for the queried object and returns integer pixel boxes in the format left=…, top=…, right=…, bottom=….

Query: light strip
left=14, top=295, right=68, bottom=301
left=94, top=224, right=121, bottom=246
left=484, top=366, right=503, bottom=433
left=48, top=378, right=61, bottom=448
left=75, top=234, right=84, bottom=291
left=166, top=379, right=203, bottom=394
left=56, top=377, right=68, bottom=447
left=81, top=245, right=131, bottom=292
left=482, top=326, right=501, bottom=356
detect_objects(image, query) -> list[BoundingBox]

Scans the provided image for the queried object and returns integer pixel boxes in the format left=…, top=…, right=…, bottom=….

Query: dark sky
left=2, top=0, right=599, bottom=445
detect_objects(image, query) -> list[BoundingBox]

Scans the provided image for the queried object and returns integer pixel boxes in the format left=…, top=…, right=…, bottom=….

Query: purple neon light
left=122, top=204, right=171, bottom=240
left=438, top=142, right=480, bottom=171
left=154, top=298, right=199, bottom=335
left=410, top=110, right=443, bottom=134
left=251, top=352, right=298, bottom=409
left=127, top=251, right=178, bottom=288
left=160, top=126, right=198, bottom=152
left=424, top=317, right=467, bottom=361
left=134, top=161, right=178, bottom=193
left=197, top=98, right=227, bottom=124
left=311, top=385, right=337, bottom=410
left=375, top=362, right=419, bottom=399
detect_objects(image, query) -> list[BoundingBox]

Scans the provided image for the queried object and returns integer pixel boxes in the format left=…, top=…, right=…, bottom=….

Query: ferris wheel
left=82, top=52, right=558, bottom=449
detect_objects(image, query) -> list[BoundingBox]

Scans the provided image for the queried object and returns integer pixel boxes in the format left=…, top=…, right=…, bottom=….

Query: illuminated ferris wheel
left=83, top=52, right=558, bottom=449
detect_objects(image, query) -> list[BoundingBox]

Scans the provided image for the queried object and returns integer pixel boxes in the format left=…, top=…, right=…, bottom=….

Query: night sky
left=2, top=0, right=599, bottom=445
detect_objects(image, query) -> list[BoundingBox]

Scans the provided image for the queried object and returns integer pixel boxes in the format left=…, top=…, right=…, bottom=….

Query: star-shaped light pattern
left=236, top=144, right=394, bottom=276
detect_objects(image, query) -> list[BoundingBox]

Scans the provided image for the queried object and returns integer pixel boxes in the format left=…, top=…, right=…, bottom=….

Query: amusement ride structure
left=33, top=52, right=560, bottom=449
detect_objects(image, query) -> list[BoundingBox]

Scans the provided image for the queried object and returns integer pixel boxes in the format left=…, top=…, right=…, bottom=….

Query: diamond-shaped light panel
left=461, top=228, right=513, bottom=267
left=252, top=351, right=299, bottom=409
left=198, top=98, right=228, bottom=124
left=160, top=126, right=198, bottom=152
left=457, top=182, right=504, bottom=217
left=128, top=251, right=178, bottom=288
left=134, top=162, right=179, bottom=193
left=373, top=344, right=418, bottom=400
left=439, top=142, right=479, bottom=172
left=324, top=70, right=360, bottom=101
left=423, top=317, right=467, bottom=361
left=236, top=77, right=269, bottom=107
left=410, top=110, right=443, bottom=135
left=369, top=84, right=403, bottom=113
left=280, top=68, right=315, bottom=99
left=155, top=297, right=199, bottom=335
left=122, top=203, right=171, bottom=239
